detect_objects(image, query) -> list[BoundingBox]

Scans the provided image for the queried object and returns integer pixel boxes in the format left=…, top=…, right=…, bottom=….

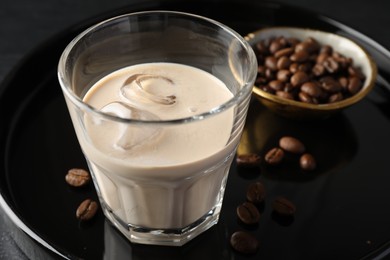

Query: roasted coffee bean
left=260, top=85, right=274, bottom=94
left=348, top=66, right=365, bottom=79
left=277, top=56, right=291, bottom=70
left=276, top=91, right=294, bottom=100
left=237, top=202, right=261, bottom=225
left=269, top=80, right=284, bottom=91
left=329, top=92, right=343, bottom=103
left=348, top=76, right=363, bottom=94
left=279, top=136, right=305, bottom=154
left=76, top=199, right=99, bottom=221
left=283, top=83, right=294, bottom=92
left=236, top=153, right=262, bottom=168
left=265, top=68, right=275, bottom=80
left=312, top=63, right=326, bottom=77
left=290, top=50, right=309, bottom=63
left=289, top=63, right=299, bottom=74
left=299, top=92, right=318, bottom=104
left=316, top=53, right=329, bottom=64
left=298, top=63, right=312, bottom=73
left=265, top=147, right=284, bottom=165
left=300, top=153, right=317, bottom=171
left=320, top=77, right=342, bottom=93
left=253, top=36, right=366, bottom=104
left=246, top=182, right=266, bottom=205
left=272, top=196, right=296, bottom=216
left=305, top=37, right=320, bottom=52
left=256, top=41, right=269, bottom=54
left=274, top=47, right=294, bottom=58
left=320, top=45, right=333, bottom=55
left=323, top=57, right=340, bottom=73
left=230, top=231, right=259, bottom=254
left=301, top=82, right=321, bottom=98
left=65, top=168, right=91, bottom=187
left=290, top=71, right=309, bottom=87
left=333, top=53, right=351, bottom=69
left=338, top=76, right=349, bottom=89
left=269, top=39, right=285, bottom=54
left=257, top=65, right=266, bottom=76
left=265, top=56, right=278, bottom=71
left=276, top=69, right=291, bottom=82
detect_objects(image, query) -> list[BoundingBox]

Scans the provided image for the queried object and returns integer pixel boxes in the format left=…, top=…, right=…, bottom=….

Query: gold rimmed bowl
left=245, top=27, right=377, bottom=120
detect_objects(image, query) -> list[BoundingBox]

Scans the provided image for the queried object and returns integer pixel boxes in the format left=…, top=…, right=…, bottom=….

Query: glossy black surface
left=1, top=1, right=390, bottom=259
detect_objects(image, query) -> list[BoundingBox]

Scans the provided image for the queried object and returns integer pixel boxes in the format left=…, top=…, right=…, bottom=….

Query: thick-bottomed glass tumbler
left=58, top=11, right=257, bottom=246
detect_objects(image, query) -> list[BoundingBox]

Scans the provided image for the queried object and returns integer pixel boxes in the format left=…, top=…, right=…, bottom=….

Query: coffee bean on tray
left=65, top=168, right=91, bottom=187
left=237, top=202, right=261, bottom=225
left=272, top=196, right=296, bottom=216
left=236, top=153, right=262, bottom=168
left=76, top=199, right=99, bottom=221
left=265, top=147, right=284, bottom=165
left=279, top=136, right=305, bottom=154
left=246, top=181, right=266, bottom=205
left=300, top=153, right=317, bottom=171
left=230, top=231, right=259, bottom=254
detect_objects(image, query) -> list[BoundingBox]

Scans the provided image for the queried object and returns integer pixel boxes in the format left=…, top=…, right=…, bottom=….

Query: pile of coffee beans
left=254, top=35, right=366, bottom=104
left=65, top=168, right=99, bottom=221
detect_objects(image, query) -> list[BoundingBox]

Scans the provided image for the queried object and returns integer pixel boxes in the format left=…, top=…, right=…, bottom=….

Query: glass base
left=101, top=202, right=222, bottom=246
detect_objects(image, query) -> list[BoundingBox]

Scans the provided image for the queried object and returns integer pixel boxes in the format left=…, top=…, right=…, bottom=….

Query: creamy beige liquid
left=80, top=62, right=239, bottom=229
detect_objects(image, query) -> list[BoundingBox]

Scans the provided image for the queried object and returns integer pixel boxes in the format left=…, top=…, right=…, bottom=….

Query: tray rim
left=1, top=2, right=390, bottom=259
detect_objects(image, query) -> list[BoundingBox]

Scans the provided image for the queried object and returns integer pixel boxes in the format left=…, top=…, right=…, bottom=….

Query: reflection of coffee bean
left=236, top=153, right=261, bottom=168
left=246, top=182, right=266, bottom=205
left=65, top=168, right=91, bottom=187
left=76, top=199, right=99, bottom=221
left=265, top=147, right=284, bottom=165
left=237, top=202, right=260, bottom=225
left=272, top=197, right=296, bottom=216
left=230, top=231, right=259, bottom=254
left=279, top=136, right=305, bottom=154
left=300, top=153, right=317, bottom=170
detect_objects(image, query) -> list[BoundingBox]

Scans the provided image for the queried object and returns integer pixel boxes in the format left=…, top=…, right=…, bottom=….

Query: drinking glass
left=58, top=11, right=257, bottom=246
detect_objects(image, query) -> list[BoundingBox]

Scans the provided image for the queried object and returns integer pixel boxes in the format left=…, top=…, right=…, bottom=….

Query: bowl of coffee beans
left=245, top=27, right=377, bottom=120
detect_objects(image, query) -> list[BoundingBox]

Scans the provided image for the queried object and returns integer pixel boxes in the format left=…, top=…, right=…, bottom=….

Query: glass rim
left=57, top=10, right=257, bottom=125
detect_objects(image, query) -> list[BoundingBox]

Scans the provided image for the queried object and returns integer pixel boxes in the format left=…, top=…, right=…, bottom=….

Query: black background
left=1, top=0, right=390, bottom=259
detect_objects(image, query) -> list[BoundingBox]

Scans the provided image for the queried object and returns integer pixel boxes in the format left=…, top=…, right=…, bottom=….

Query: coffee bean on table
left=230, top=231, right=259, bottom=254
left=76, top=199, right=99, bottom=221
left=237, top=202, right=261, bottom=225
left=272, top=196, right=296, bottom=216
left=65, top=168, right=91, bottom=187
left=236, top=153, right=261, bottom=168
left=279, top=136, right=305, bottom=154
left=246, top=182, right=266, bottom=205
left=265, top=147, right=284, bottom=165
left=300, top=153, right=317, bottom=171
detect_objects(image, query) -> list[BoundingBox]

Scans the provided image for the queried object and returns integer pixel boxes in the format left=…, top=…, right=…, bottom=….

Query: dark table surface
left=1, top=0, right=390, bottom=259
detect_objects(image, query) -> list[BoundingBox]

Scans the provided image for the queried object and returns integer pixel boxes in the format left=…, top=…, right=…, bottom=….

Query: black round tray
left=1, top=1, right=390, bottom=259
